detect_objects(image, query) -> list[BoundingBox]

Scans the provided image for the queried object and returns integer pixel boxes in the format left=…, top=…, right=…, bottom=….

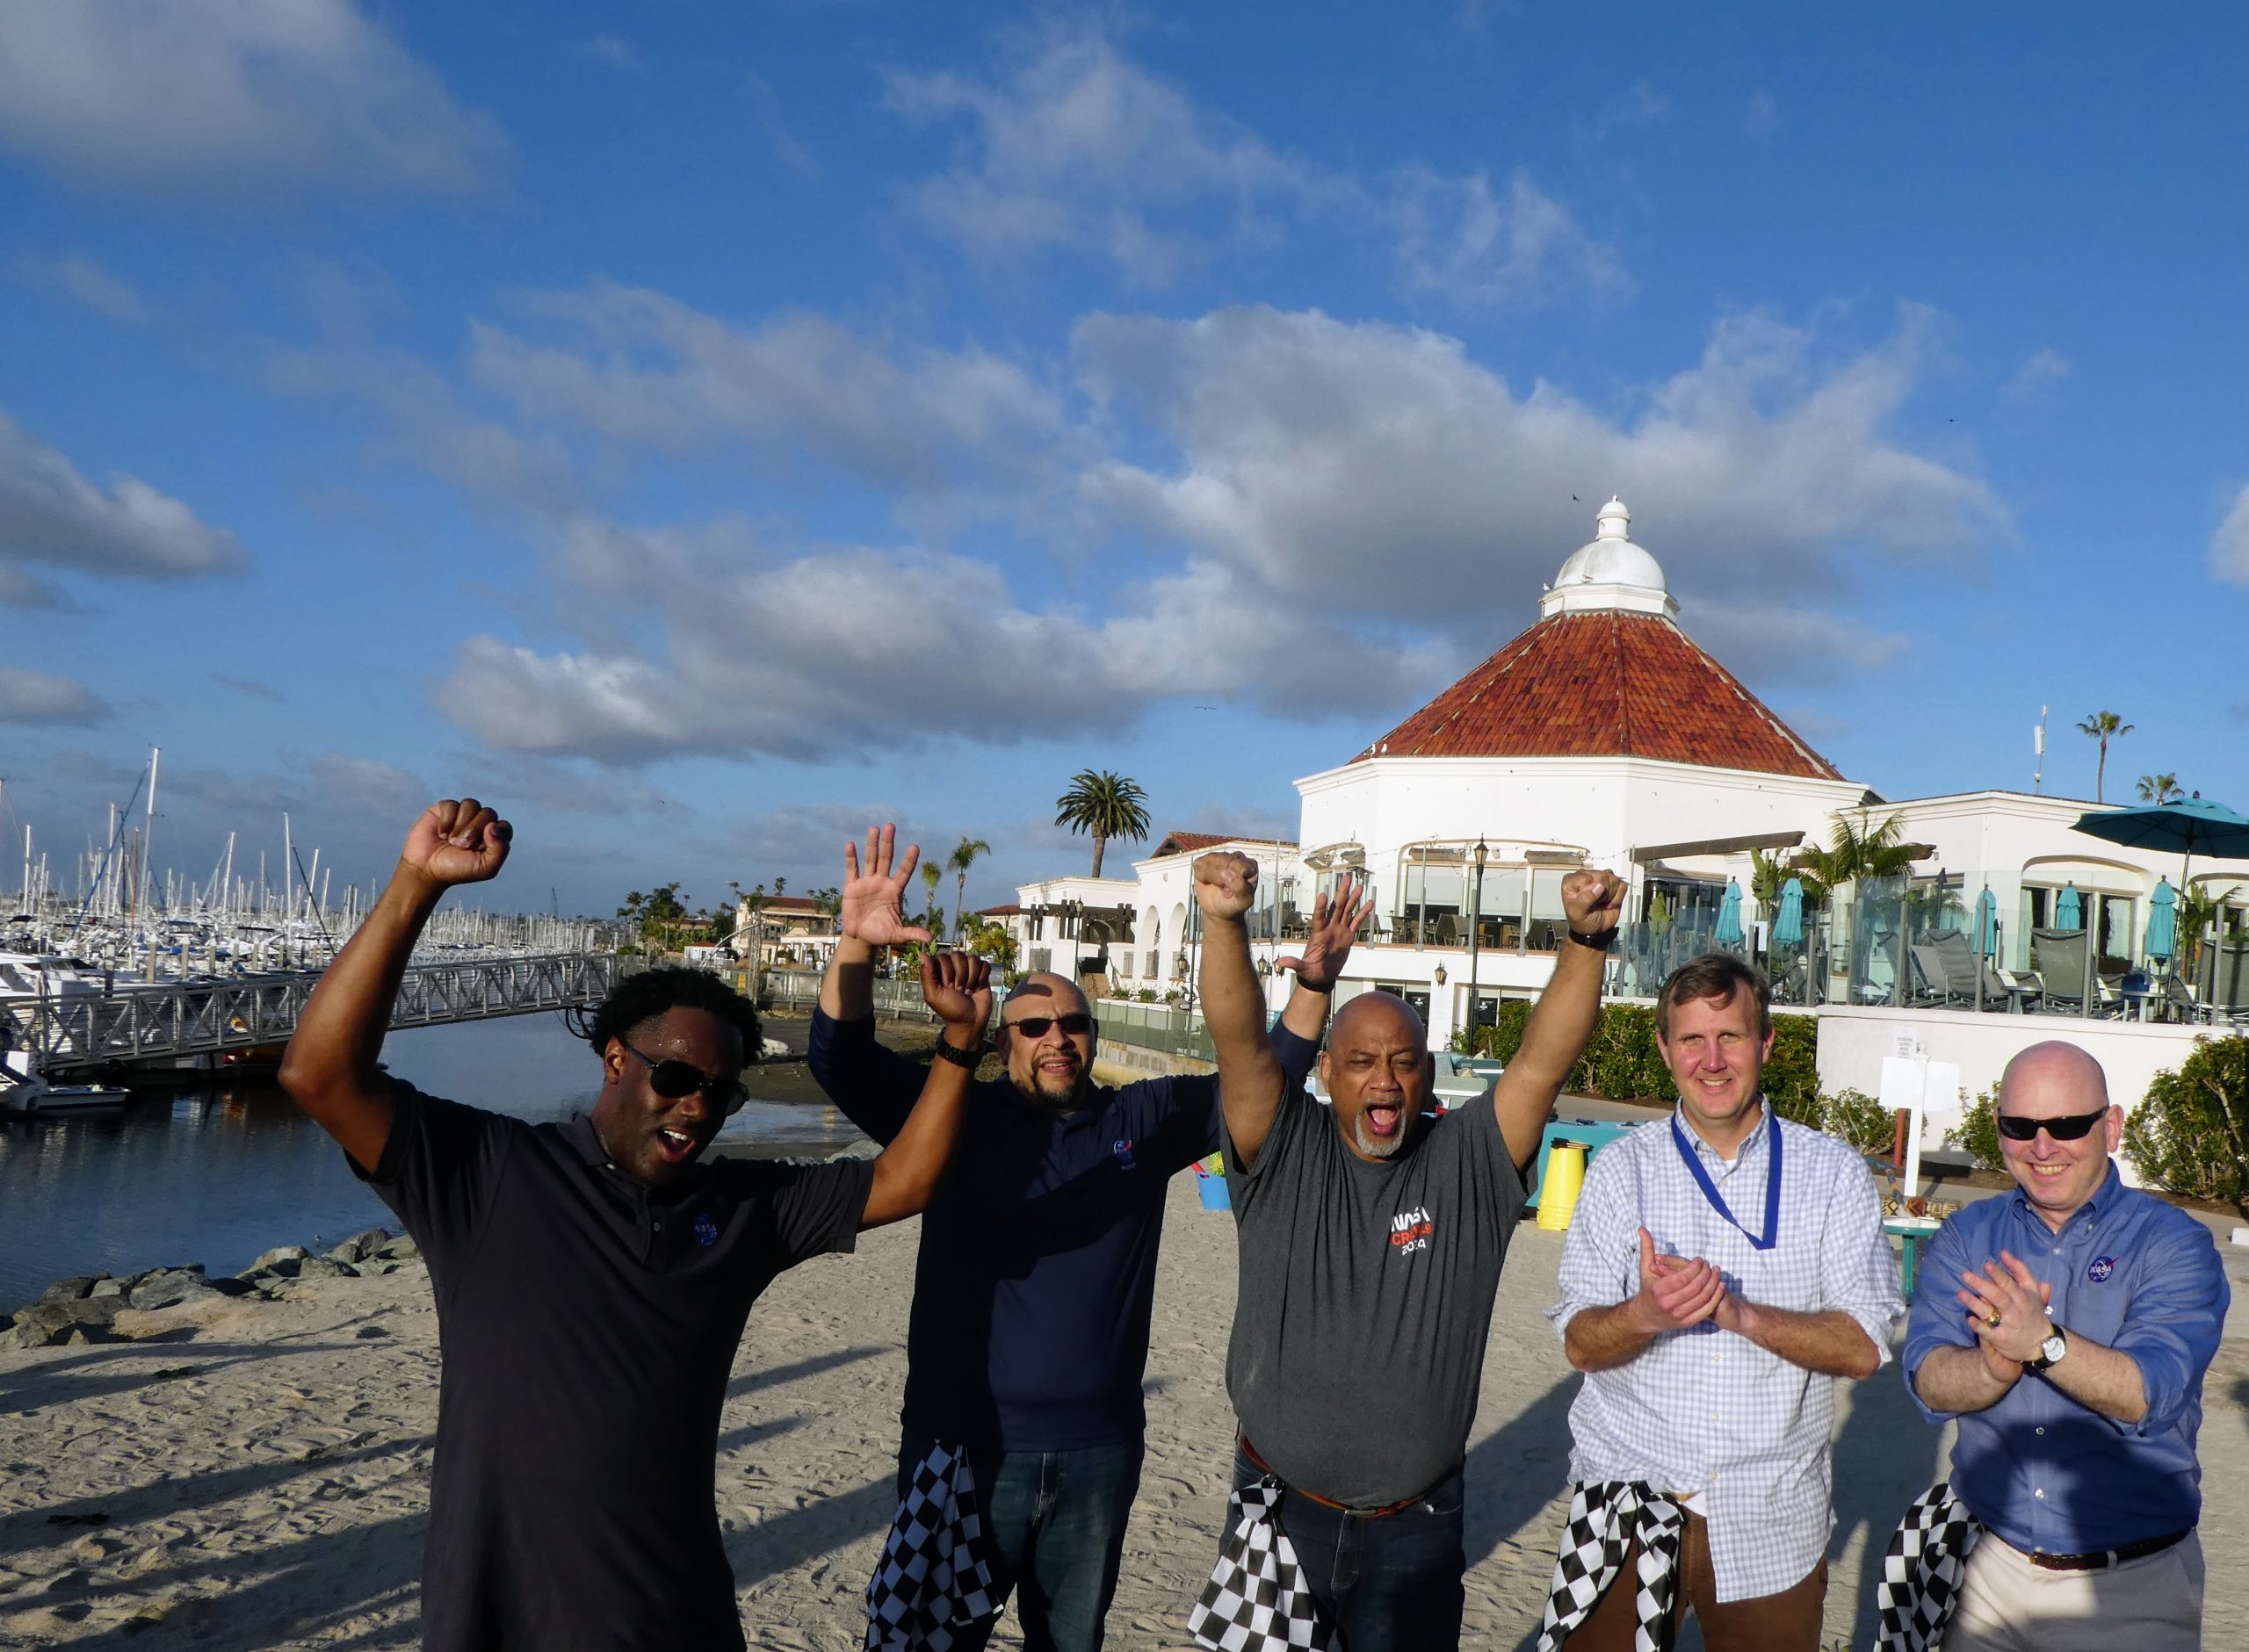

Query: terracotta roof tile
left=1150, top=831, right=1300, bottom=857
left=1357, top=611, right=1841, bottom=780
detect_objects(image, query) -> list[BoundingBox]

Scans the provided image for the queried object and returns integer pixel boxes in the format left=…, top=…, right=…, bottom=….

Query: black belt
left=1237, top=1434, right=1436, bottom=1519
left=2026, top=1528, right=2191, bottom=1572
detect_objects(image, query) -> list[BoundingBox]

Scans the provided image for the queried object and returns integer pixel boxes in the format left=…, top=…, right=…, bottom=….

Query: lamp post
left=1468, top=836, right=1488, bottom=1040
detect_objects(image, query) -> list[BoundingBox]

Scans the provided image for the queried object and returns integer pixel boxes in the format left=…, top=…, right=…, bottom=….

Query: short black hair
left=1655, top=952, right=1772, bottom=1040
left=567, top=966, right=762, bottom=1071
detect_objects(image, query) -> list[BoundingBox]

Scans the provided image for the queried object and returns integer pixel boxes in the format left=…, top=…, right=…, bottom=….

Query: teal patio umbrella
left=2146, top=878, right=2177, bottom=963
left=1973, top=886, right=1998, bottom=957
left=2072, top=797, right=2249, bottom=889
left=1713, top=878, right=1745, bottom=948
left=1772, top=877, right=1804, bottom=948
left=2054, top=883, right=2082, bottom=928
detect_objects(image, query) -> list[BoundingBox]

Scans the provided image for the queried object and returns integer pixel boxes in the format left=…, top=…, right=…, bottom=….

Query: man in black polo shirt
left=1191, top=858, right=1624, bottom=1652
left=280, top=798, right=986, bottom=1651
left=809, top=827, right=1369, bottom=1652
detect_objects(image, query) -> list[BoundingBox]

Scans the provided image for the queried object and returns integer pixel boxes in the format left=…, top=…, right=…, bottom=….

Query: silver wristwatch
left=2026, top=1325, right=2067, bottom=1371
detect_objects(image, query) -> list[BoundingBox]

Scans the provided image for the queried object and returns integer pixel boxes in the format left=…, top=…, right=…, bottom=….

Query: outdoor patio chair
left=2162, top=975, right=2214, bottom=1025
left=2030, top=928, right=2108, bottom=1014
left=1434, top=913, right=1461, bottom=946
left=1910, top=943, right=1960, bottom=1006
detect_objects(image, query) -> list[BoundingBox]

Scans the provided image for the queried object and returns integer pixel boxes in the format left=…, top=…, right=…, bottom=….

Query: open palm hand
left=1276, top=875, right=1372, bottom=992
left=841, top=824, right=934, bottom=948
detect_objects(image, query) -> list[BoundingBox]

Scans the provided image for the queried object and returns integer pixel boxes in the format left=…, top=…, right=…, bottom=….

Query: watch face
left=2040, top=1333, right=2066, bottom=1364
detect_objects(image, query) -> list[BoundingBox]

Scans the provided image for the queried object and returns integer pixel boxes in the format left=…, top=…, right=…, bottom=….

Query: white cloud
left=433, top=518, right=1436, bottom=764
left=1590, top=79, right=1671, bottom=141
left=884, top=23, right=1309, bottom=285
left=0, top=410, right=249, bottom=584
left=580, top=35, right=639, bottom=72
left=2001, top=347, right=2069, bottom=403
left=464, top=281, right=1068, bottom=494
left=1391, top=169, right=1628, bottom=311
left=748, top=72, right=819, bottom=179
left=0, top=667, right=110, bottom=725
left=0, top=0, right=508, bottom=194
left=2212, top=482, right=2249, bottom=587
left=16, top=252, right=149, bottom=322
left=1074, top=303, right=2005, bottom=673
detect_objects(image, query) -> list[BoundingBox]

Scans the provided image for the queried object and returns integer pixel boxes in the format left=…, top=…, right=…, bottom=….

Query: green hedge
left=2122, top=1035, right=2249, bottom=1207
left=1945, top=1086, right=2004, bottom=1172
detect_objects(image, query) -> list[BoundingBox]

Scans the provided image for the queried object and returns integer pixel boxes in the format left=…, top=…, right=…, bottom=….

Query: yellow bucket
left=1537, top=1142, right=1588, bottom=1232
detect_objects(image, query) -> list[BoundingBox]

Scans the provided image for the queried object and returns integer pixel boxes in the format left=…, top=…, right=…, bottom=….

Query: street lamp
left=1468, top=837, right=1488, bottom=1039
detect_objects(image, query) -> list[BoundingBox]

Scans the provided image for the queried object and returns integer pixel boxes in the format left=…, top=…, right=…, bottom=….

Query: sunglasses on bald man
left=1995, top=1108, right=2108, bottom=1143
left=1003, top=1012, right=1096, bottom=1039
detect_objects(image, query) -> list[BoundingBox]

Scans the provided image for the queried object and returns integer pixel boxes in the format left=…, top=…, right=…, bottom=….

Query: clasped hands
left=1956, top=1252, right=2054, bottom=1380
left=1628, top=1227, right=1751, bottom=1338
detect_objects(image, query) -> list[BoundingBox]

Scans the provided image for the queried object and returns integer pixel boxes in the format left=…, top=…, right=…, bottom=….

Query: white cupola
left=1539, top=497, right=1679, bottom=619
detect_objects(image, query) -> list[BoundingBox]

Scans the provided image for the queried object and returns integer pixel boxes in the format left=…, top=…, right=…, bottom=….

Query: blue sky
left=2, top=2, right=2245, bottom=920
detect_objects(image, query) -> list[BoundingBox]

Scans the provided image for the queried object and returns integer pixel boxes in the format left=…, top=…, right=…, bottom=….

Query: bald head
left=1330, top=989, right=1427, bottom=1049
left=1998, top=1041, right=2110, bottom=1111
left=1004, top=971, right=1090, bottom=1016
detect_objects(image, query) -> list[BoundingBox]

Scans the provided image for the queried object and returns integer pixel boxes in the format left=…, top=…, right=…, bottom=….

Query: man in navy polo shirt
left=281, top=799, right=987, bottom=1651
left=808, top=826, right=1368, bottom=1652
left=1901, top=1039, right=2229, bottom=1651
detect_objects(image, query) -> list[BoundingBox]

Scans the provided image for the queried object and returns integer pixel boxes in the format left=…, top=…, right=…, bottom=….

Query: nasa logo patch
left=2087, top=1255, right=2116, bottom=1283
left=694, top=1211, right=720, bottom=1248
left=1112, top=1138, right=1137, bottom=1171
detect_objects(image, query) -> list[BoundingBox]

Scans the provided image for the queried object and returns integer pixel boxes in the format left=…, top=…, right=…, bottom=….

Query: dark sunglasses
left=1002, top=1013, right=1096, bottom=1039
left=1996, top=1108, right=2108, bottom=1143
left=622, top=1042, right=746, bottom=1111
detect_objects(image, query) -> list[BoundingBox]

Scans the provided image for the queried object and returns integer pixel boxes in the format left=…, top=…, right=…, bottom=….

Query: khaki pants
left=1942, top=1531, right=2203, bottom=1652
left=1555, top=1510, right=1826, bottom=1652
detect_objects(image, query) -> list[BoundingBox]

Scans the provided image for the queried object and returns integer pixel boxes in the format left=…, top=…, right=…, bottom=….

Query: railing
left=0, top=952, right=623, bottom=1074
left=1093, top=998, right=1215, bottom=1060
left=758, top=968, right=945, bottom=1023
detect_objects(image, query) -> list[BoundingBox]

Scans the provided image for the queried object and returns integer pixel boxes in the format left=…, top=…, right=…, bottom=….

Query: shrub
left=1945, top=1085, right=2004, bottom=1172
left=1820, top=1088, right=1895, bottom=1156
left=1452, top=1002, right=1819, bottom=1117
left=2122, top=1035, right=2249, bottom=1208
left=1762, top=1014, right=1820, bottom=1123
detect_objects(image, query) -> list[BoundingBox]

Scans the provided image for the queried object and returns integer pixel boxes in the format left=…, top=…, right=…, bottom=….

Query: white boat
left=0, top=1045, right=129, bottom=1114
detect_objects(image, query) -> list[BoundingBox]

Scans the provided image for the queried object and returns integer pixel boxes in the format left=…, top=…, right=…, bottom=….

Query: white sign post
left=1878, top=1046, right=1961, bottom=1201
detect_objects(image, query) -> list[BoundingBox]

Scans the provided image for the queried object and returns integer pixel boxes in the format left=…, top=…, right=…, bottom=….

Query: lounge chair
left=2030, top=928, right=2113, bottom=1016
left=2162, top=975, right=2213, bottom=1025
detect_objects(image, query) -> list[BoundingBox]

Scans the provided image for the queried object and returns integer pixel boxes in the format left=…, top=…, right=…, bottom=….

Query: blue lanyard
left=1669, top=1111, right=1782, bottom=1251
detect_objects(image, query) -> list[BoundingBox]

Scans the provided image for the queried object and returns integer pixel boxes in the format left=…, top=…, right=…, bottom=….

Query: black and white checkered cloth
left=1186, top=1475, right=1335, bottom=1651
left=1533, top=1480, right=1687, bottom=1652
left=1873, top=1481, right=1982, bottom=1652
left=864, top=1440, right=1001, bottom=1651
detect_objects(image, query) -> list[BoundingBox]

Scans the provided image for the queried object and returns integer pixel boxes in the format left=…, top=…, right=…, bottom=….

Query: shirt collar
left=562, top=1110, right=611, bottom=1168
left=1673, top=1097, right=1770, bottom=1164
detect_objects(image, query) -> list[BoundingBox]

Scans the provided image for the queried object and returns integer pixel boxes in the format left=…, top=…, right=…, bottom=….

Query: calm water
left=0, top=1013, right=864, bottom=1310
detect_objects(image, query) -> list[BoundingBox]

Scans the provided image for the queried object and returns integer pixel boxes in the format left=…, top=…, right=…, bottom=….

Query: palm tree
left=948, top=836, right=991, bottom=942
left=1791, top=812, right=1920, bottom=903
left=2076, top=711, right=2134, bottom=804
left=2135, top=773, right=2184, bottom=804
left=1053, top=770, right=1151, bottom=878
left=920, top=861, right=944, bottom=934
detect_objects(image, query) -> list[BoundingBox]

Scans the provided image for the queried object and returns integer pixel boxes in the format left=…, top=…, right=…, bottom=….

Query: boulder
left=293, top=1257, right=356, bottom=1280
left=249, top=1245, right=308, bottom=1273
left=127, top=1271, right=218, bottom=1312
left=88, top=1279, right=127, bottom=1300
left=325, top=1228, right=393, bottom=1264
left=375, top=1235, right=420, bottom=1262
left=37, top=1277, right=98, bottom=1306
left=5, top=1295, right=119, bottom=1349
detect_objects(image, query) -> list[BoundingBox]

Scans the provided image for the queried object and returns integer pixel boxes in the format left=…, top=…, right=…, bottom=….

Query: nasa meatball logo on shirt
left=2086, top=1254, right=2116, bottom=1283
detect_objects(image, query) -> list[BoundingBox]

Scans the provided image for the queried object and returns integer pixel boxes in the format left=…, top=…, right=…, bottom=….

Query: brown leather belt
left=1237, top=1434, right=1430, bottom=1519
left=2026, top=1528, right=2191, bottom=1572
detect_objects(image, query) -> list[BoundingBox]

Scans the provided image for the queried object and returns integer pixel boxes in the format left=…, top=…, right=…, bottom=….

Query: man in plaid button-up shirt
left=1542, top=953, right=1902, bottom=1651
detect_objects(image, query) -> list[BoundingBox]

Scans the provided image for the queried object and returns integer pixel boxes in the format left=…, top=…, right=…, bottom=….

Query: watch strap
left=932, top=1037, right=985, bottom=1070
left=1566, top=927, right=1616, bottom=951
left=2028, top=1325, right=2067, bottom=1370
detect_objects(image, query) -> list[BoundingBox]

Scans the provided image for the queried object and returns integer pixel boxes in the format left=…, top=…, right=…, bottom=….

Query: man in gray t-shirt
left=1196, top=853, right=1624, bottom=1652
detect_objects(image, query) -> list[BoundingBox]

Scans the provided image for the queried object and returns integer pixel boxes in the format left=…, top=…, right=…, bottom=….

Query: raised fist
left=921, top=949, right=994, bottom=1034
left=1191, top=851, right=1260, bottom=921
left=400, top=798, right=512, bottom=888
left=1560, top=868, right=1626, bottom=936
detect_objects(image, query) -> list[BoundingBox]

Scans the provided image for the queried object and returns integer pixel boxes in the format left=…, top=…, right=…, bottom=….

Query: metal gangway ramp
left=1, top=952, right=623, bottom=1077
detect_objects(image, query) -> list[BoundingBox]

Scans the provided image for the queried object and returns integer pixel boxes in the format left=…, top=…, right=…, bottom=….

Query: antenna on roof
left=2033, top=704, right=2047, bottom=795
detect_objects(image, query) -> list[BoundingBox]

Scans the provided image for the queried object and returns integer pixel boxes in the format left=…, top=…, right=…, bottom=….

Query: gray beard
left=1011, top=1075, right=1092, bottom=1116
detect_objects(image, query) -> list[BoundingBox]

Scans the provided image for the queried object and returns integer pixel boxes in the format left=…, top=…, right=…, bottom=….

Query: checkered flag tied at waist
left=1187, top=1475, right=1335, bottom=1651
left=864, top=1440, right=1000, bottom=1651
left=1534, top=1481, right=1687, bottom=1652
left=1873, top=1482, right=1983, bottom=1652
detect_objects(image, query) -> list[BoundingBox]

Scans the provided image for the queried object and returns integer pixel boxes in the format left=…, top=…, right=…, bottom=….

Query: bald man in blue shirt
left=1901, top=1040, right=2228, bottom=1651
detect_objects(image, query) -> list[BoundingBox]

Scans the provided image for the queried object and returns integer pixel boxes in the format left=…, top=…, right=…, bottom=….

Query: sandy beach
left=4, top=1171, right=2245, bottom=1652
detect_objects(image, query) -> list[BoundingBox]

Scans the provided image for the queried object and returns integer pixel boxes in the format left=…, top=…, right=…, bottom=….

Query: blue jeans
left=893, top=1432, right=1145, bottom=1652
left=1231, top=1446, right=1466, bottom=1652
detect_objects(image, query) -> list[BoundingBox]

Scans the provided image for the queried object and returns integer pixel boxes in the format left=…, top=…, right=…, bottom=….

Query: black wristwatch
left=1566, top=927, right=1616, bottom=951
left=2026, top=1324, right=2067, bottom=1371
left=932, top=1038, right=985, bottom=1070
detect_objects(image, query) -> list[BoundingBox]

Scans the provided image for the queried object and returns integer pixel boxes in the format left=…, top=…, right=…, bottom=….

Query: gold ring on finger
left=1985, top=1311, right=2001, bottom=1328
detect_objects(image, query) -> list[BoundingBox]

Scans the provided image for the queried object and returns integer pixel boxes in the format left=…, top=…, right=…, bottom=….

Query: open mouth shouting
left=652, top=1122, right=705, bottom=1166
